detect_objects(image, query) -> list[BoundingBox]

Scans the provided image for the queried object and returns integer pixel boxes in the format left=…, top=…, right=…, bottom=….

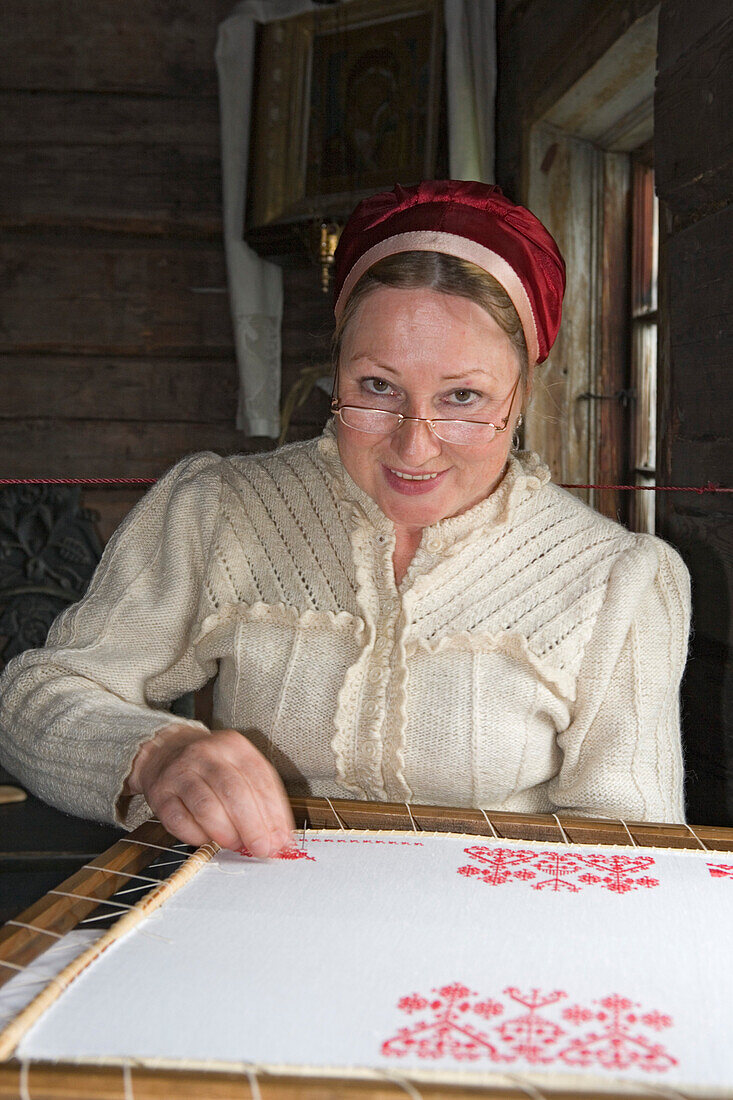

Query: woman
left=0, top=181, right=690, bottom=857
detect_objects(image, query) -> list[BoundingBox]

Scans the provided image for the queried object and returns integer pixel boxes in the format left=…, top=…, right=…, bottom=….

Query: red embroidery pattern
left=707, top=863, right=733, bottom=879
left=381, top=984, right=676, bottom=1073
left=238, top=844, right=315, bottom=861
left=306, top=837, right=424, bottom=847
left=381, top=983, right=504, bottom=1061
left=458, top=846, right=659, bottom=894
left=560, top=995, right=676, bottom=1072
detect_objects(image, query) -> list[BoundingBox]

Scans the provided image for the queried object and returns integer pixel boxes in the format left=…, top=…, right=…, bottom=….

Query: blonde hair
left=332, top=251, right=529, bottom=384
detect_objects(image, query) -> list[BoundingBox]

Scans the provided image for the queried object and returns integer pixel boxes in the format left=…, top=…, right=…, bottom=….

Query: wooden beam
left=655, top=17, right=733, bottom=214
left=0, top=1, right=232, bottom=95
left=1, top=145, right=223, bottom=236
left=0, top=236, right=233, bottom=355
left=0, top=420, right=325, bottom=479
left=0, top=357, right=238, bottom=422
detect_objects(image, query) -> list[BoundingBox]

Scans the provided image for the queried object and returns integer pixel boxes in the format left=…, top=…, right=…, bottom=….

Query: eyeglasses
left=331, top=372, right=522, bottom=446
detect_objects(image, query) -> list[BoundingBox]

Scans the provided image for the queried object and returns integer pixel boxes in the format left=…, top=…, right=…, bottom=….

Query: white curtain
left=217, top=0, right=496, bottom=438
left=444, top=0, right=496, bottom=184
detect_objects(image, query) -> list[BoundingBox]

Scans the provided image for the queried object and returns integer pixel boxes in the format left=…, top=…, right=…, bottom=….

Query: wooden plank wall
left=0, top=1, right=332, bottom=541
left=495, top=0, right=658, bottom=202
left=655, top=0, right=733, bottom=824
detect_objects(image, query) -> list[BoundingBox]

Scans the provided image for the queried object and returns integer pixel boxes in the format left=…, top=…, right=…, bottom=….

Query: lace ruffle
left=405, top=630, right=578, bottom=702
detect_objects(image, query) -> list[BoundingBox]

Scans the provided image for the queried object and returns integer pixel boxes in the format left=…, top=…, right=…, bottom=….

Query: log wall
left=655, top=0, right=733, bottom=823
left=497, top=0, right=733, bottom=823
left=0, top=1, right=332, bottom=540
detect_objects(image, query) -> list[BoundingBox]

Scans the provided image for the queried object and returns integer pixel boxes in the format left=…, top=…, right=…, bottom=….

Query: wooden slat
left=0, top=1061, right=654, bottom=1100
left=656, top=12, right=732, bottom=212
left=290, top=797, right=733, bottom=852
left=1, top=145, right=222, bottom=235
left=0, top=92, right=220, bottom=146
left=0, top=236, right=232, bottom=355
left=0, top=1, right=232, bottom=95
left=0, top=357, right=237, bottom=422
left=596, top=152, right=631, bottom=524
left=656, top=0, right=732, bottom=69
left=0, top=820, right=176, bottom=990
left=0, top=421, right=261, bottom=479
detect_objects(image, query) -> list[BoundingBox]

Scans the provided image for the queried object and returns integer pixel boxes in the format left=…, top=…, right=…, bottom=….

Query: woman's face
left=335, top=285, right=527, bottom=534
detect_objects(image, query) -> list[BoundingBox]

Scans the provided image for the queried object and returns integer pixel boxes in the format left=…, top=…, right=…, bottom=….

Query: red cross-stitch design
left=560, top=995, right=675, bottom=1072
left=497, top=988, right=566, bottom=1063
left=238, top=843, right=315, bottom=861
left=707, top=862, right=733, bottom=879
left=458, top=846, right=659, bottom=894
left=380, top=983, right=506, bottom=1062
left=381, top=984, right=676, bottom=1073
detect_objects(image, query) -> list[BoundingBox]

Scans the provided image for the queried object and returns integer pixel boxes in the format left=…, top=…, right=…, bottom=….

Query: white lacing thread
left=479, top=808, right=500, bottom=839
left=375, top=1068, right=423, bottom=1099
left=404, top=802, right=421, bottom=832
left=551, top=813, right=570, bottom=845
left=500, top=1073, right=549, bottom=1100
left=683, top=823, right=710, bottom=852
left=324, top=796, right=347, bottom=830
left=642, top=1080, right=695, bottom=1100
left=82, top=864, right=164, bottom=886
left=244, top=1066, right=262, bottom=1100
left=48, top=890, right=138, bottom=913
left=618, top=819, right=639, bottom=848
left=4, top=921, right=63, bottom=939
left=122, top=1062, right=134, bottom=1100
left=0, top=973, right=64, bottom=996
left=19, top=1061, right=31, bottom=1100
left=119, top=837, right=194, bottom=857
left=0, top=959, right=26, bottom=973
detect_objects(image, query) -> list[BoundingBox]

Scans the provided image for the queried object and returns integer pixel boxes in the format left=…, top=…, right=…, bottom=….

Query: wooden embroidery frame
left=1, top=797, right=731, bottom=1100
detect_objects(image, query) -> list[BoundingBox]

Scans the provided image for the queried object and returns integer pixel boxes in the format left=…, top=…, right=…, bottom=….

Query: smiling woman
left=0, top=181, right=691, bottom=856
left=333, top=283, right=526, bottom=581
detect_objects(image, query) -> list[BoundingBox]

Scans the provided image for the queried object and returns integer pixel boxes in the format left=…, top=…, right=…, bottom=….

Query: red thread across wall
left=1, top=477, right=730, bottom=493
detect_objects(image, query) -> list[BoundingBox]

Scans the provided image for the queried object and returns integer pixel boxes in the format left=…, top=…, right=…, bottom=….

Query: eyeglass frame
left=330, top=368, right=523, bottom=445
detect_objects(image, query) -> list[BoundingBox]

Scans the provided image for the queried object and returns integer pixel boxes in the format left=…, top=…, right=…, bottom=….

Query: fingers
left=141, top=728, right=295, bottom=857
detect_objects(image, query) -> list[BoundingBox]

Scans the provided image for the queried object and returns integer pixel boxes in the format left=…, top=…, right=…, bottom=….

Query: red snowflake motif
left=576, top=854, right=658, bottom=894
left=381, top=982, right=506, bottom=1062
left=707, top=862, right=733, bottom=879
left=560, top=994, right=676, bottom=1072
left=238, top=843, right=315, bottom=861
left=497, top=988, right=567, bottom=1063
left=457, top=847, right=539, bottom=886
left=522, top=853, right=588, bottom=892
left=458, top=847, right=659, bottom=895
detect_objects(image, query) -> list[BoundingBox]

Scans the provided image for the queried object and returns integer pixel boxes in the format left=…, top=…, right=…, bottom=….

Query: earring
left=512, top=414, right=524, bottom=451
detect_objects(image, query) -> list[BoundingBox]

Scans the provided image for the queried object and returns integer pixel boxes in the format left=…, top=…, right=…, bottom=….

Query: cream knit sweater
left=0, top=425, right=690, bottom=828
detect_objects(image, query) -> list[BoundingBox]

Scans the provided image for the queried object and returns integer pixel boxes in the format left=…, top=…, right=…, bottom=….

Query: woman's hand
left=126, top=725, right=295, bottom=857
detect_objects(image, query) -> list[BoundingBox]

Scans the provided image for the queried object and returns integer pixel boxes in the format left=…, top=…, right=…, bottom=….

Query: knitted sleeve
left=0, top=452, right=225, bottom=828
left=548, top=536, right=690, bottom=824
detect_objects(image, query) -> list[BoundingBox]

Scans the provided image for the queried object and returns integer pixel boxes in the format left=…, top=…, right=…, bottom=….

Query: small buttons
left=363, top=701, right=379, bottom=717
left=367, top=667, right=384, bottom=683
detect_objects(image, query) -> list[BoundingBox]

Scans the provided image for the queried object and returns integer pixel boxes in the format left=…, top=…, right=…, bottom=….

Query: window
left=629, top=154, right=658, bottom=534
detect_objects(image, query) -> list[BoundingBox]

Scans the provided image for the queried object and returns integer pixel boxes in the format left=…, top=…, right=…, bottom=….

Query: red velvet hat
left=333, top=180, right=566, bottom=365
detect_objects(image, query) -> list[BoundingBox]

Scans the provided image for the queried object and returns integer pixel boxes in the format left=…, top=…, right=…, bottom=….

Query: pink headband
left=333, top=180, right=566, bottom=365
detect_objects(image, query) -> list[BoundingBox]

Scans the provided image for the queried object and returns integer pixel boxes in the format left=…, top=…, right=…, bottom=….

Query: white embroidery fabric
left=11, top=832, right=733, bottom=1092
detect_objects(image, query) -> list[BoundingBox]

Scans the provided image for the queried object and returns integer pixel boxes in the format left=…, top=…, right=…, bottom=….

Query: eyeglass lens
left=337, top=407, right=498, bottom=444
